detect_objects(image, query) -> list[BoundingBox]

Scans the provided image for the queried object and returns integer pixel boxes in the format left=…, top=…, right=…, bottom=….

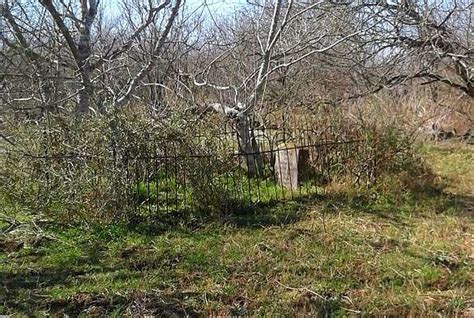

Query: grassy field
left=1, top=143, right=473, bottom=316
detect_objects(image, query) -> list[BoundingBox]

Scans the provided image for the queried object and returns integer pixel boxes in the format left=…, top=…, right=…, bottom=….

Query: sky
left=106, top=0, right=246, bottom=18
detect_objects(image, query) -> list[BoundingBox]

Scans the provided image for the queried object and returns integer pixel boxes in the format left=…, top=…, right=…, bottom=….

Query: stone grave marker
left=274, top=144, right=312, bottom=190
left=274, top=143, right=299, bottom=190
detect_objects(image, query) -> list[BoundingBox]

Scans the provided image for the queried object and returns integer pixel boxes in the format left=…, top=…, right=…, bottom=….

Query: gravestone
left=298, top=148, right=311, bottom=181
left=274, top=144, right=312, bottom=190
left=274, top=143, right=299, bottom=190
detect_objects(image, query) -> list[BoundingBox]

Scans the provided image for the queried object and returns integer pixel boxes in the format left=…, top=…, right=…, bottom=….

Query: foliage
left=1, top=145, right=472, bottom=316
left=1, top=102, right=432, bottom=224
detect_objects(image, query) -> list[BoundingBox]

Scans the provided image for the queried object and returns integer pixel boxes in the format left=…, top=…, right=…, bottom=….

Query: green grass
left=1, top=143, right=473, bottom=316
left=131, top=168, right=325, bottom=217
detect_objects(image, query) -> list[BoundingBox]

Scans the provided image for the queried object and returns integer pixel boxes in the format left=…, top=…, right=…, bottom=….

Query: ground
left=1, top=143, right=473, bottom=316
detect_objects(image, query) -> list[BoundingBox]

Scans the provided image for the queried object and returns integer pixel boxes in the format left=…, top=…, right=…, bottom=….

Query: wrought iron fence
left=7, top=125, right=370, bottom=220
left=122, top=139, right=362, bottom=216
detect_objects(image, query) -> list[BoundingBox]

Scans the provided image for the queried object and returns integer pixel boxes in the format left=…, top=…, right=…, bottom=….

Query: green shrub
left=1, top=102, right=435, bottom=224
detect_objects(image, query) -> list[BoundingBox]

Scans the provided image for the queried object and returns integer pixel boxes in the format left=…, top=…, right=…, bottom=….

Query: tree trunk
left=236, top=114, right=263, bottom=177
left=77, top=70, right=93, bottom=114
left=75, top=1, right=96, bottom=114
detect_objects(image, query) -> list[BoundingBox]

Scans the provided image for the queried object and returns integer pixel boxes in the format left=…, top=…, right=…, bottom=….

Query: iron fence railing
left=121, top=139, right=363, bottom=216
left=5, top=126, right=372, bottom=220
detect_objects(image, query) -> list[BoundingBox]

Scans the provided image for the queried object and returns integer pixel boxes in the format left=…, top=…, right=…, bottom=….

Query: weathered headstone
left=274, top=144, right=312, bottom=190
left=298, top=148, right=311, bottom=181
left=274, top=143, right=299, bottom=190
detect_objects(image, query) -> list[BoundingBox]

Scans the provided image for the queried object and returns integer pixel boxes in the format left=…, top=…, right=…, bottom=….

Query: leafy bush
left=1, top=101, right=435, bottom=224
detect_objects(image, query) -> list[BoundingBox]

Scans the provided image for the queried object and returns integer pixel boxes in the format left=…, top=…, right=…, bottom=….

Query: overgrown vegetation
left=1, top=0, right=472, bottom=315
left=1, top=105, right=425, bottom=224
left=1, top=144, right=472, bottom=316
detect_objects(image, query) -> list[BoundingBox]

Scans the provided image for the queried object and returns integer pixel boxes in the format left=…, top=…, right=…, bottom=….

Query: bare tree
left=182, top=0, right=366, bottom=175
left=1, top=0, right=183, bottom=116
left=344, top=0, right=473, bottom=99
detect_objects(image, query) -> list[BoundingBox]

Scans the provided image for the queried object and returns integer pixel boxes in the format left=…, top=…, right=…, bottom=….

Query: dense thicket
left=1, top=0, right=472, bottom=221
